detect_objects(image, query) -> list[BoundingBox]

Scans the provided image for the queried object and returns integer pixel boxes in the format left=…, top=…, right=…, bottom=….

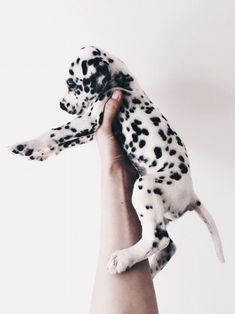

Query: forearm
left=99, top=168, right=141, bottom=252
left=90, top=168, right=158, bottom=314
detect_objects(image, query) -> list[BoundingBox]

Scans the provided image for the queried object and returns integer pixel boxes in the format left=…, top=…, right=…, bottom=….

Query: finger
left=100, top=90, right=123, bottom=132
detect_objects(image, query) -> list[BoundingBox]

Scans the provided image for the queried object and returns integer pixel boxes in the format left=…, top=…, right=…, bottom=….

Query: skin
left=89, top=90, right=159, bottom=314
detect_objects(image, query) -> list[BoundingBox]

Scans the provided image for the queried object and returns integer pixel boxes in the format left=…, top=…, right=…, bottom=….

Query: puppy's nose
left=60, top=102, right=67, bottom=111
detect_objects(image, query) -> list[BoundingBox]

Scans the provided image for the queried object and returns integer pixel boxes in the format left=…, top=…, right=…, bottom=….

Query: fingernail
left=112, top=90, right=121, bottom=100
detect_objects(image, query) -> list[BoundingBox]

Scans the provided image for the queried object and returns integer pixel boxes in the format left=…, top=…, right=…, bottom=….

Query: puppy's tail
left=194, top=201, right=225, bottom=263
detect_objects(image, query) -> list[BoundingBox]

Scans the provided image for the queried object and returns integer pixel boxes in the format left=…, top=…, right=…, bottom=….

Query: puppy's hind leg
left=149, top=239, right=176, bottom=278
left=107, top=175, right=171, bottom=274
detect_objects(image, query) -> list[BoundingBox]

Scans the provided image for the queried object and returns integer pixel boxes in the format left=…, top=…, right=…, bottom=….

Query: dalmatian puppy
left=10, top=46, right=225, bottom=277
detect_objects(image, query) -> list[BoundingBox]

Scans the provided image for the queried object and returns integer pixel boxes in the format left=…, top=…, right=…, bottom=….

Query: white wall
left=0, top=0, right=234, bottom=313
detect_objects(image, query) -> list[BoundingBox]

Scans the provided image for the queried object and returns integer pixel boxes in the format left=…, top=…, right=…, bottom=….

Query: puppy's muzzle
left=60, top=102, right=67, bottom=111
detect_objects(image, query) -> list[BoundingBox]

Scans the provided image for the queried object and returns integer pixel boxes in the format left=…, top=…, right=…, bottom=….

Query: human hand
left=96, top=90, right=138, bottom=182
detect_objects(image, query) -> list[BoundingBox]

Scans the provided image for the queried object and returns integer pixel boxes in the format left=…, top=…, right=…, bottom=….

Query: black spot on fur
left=161, top=114, right=167, bottom=121
left=158, top=129, right=167, bottom=141
left=134, top=119, right=142, bottom=125
left=157, top=162, right=168, bottom=172
left=16, top=145, right=24, bottom=151
left=145, top=107, right=154, bottom=114
left=133, top=98, right=141, bottom=104
left=132, top=134, right=138, bottom=142
left=167, top=126, right=175, bottom=136
left=179, top=163, right=188, bottom=174
left=25, top=149, right=34, bottom=156
left=170, top=172, right=182, bottom=181
left=150, top=117, right=161, bottom=126
left=66, top=78, right=76, bottom=89
left=139, top=155, right=148, bottom=163
left=76, top=84, right=83, bottom=92
left=139, top=140, right=146, bottom=148
left=64, top=135, right=73, bottom=140
left=142, top=128, right=149, bottom=136
left=169, top=149, right=176, bottom=155
left=131, top=122, right=142, bottom=135
left=63, top=142, right=70, bottom=148
left=87, top=58, right=94, bottom=66
left=150, top=160, right=157, bottom=167
left=154, top=226, right=168, bottom=239
left=176, top=136, right=183, bottom=146
left=178, top=155, right=185, bottom=162
left=153, top=188, right=162, bottom=195
left=81, top=60, right=88, bottom=75
left=154, top=147, right=162, bottom=159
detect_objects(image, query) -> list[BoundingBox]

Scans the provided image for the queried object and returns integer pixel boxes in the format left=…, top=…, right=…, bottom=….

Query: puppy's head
left=60, top=46, right=134, bottom=115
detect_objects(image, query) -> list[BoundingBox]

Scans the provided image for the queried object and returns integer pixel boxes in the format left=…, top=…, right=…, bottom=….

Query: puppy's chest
left=113, top=95, right=190, bottom=174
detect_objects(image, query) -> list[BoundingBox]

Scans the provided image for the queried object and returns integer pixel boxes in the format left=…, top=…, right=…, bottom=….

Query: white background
left=0, top=0, right=234, bottom=313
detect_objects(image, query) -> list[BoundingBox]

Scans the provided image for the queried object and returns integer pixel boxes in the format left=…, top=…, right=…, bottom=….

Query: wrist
left=102, top=162, right=137, bottom=185
left=101, top=165, right=136, bottom=203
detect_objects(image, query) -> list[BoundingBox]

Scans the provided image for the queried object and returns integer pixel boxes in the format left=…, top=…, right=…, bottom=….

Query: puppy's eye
left=66, top=78, right=76, bottom=89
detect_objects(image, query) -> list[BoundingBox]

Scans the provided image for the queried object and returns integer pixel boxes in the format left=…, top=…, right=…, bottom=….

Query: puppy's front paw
left=107, top=249, right=135, bottom=274
left=10, top=138, right=60, bottom=161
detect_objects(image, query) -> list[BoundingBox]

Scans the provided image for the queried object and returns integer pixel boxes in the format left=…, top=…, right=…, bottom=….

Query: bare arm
left=90, top=91, right=159, bottom=314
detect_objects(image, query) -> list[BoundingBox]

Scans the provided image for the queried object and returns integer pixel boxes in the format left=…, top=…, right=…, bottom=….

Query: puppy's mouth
left=60, top=102, right=67, bottom=111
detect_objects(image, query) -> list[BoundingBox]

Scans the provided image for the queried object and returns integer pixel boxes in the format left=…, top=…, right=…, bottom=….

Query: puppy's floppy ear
left=87, top=58, right=112, bottom=94
left=85, top=58, right=112, bottom=121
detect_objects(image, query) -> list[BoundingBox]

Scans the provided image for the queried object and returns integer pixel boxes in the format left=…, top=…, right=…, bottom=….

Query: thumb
left=101, top=90, right=123, bottom=132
